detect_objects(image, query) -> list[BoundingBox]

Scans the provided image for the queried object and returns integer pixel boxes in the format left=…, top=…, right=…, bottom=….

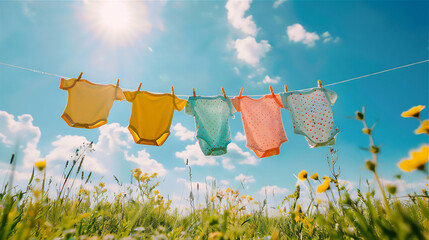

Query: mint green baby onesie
left=185, top=96, right=235, bottom=156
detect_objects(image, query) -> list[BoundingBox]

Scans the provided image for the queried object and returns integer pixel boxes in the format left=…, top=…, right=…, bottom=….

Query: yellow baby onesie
left=60, top=78, right=125, bottom=129
left=124, top=91, right=187, bottom=146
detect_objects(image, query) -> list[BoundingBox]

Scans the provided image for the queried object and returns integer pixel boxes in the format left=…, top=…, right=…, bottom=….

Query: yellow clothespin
left=221, top=87, right=227, bottom=98
left=284, top=84, right=288, bottom=92
left=318, top=79, right=322, bottom=88
left=269, top=85, right=275, bottom=97
left=137, top=82, right=142, bottom=92
left=239, top=87, right=244, bottom=97
left=77, top=72, right=83, bottom=81
left=116, top=79, right=120, bottom=88
left=171, top=86, right=175, bottom=96
left=193, top=88, right=196, bottom=97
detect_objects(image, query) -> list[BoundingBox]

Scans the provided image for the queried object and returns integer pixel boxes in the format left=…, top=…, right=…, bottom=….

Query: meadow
left=0, top=106, right=428, bottom=240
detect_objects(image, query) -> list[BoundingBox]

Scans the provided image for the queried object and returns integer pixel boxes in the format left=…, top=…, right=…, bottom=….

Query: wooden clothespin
left=137, top=82, right=142, bottom=92
left=221, top=87, right=227, bottom=98
left=269, top=85, right=275, bottom=97
left=239, top=87, right=244, bottom=97
left=171, top=86, right=175, bottom=96
left=284, top=84, right=288, bottom=92
left=318, top=79, right=322, bottom=88
left=77, top=72, right=83, bottom=81
left=116, top=79, right=120, bottom=88
left=193, top=88, right=196, bottom=97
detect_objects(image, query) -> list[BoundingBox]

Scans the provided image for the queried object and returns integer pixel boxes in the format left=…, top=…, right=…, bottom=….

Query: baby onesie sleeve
left=323, top=88, right=338, bottom=105
left=230, top=97, right=241, bottom=112
left=184, top=97, right=194, bottom=116
left=123, top=91, right=137, bottom=102
left=174, top=96, right=187, bottom=111
left=115, top=87, right=125, bottom=101
left=279, top=92, right=292, bottom=110
left=59, top=78, right=78, bottom=90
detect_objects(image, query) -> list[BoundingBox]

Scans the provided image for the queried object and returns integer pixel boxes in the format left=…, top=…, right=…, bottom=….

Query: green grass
left=0, top=108, right=428, bottom=240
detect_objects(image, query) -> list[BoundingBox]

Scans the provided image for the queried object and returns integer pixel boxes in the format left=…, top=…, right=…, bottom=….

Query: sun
left=83, top=0, right=151, bottom=45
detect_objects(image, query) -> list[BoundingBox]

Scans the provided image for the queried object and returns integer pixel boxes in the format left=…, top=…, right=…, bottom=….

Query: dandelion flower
left=310, top=173, right=319, bottom=181
left=35, top=159, right=46, bottom=171
left=99, top=182, right=105, bottom=188
left=32, top=189, right=41, bottom=198
left=210, top=196, right=215, bottom=202
left=317, top=177, right=330, bottom=193
left=415, top=120, right=429, bottom=135
left=398, top=145, right=429, bottom=172
left=247, top=195, right=253, bottom=201
left=240, top=195, right=246, bottom=199
left=401, top=105, right=425, bottom=118
left=298, top=170, right=308, bottom=181
left=153, top=190, right=159, bottom=195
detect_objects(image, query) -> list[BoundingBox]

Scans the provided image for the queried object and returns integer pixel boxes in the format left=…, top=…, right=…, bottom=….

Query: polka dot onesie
left=231, top=94, right=287, bottom=158
left=185, top=96, right=235, bottom=156
left=280, top=88, right=340, bottom=148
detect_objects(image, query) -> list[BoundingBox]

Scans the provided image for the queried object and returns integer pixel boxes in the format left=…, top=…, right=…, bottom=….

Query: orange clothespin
left=171, top=86, right=175, bottom=96
left=116, top=79, right=120, bottom=88
left=318, top=80, right=322, bottom=88
left=221, top=87, right=227, bottom=98
left=137, top=82, right=142, bottom=92
left=284, top=84, right=288, bottom=92
left=193, top=88, right=196, bottom=97
left=269, top=85, right=275, bottom=97
left=239, top=87, right=244, bottom=97
left=77, top=72, right=83, bottom=81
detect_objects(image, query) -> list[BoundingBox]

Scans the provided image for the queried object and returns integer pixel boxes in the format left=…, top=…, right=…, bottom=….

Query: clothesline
left=0, top=59, right=428, bottom=97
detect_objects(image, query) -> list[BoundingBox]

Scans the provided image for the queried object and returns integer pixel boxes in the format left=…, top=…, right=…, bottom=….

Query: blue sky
left=0, top=0, right=428, bottom=209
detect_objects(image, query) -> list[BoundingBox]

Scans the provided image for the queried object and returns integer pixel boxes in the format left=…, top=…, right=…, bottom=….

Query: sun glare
left=83, top=0, right=151, bottom=45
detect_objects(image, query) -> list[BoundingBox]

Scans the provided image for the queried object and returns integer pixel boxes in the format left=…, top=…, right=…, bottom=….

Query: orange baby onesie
left=124, top=91, right=187, bottom=146
left=60, top=78, right=125, bottom=129
left=231, top=94, right=287, bottom=158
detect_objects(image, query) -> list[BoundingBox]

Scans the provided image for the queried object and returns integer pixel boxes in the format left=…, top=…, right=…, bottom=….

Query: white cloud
left=0, top=111, right=41, bottom=168
left=261, top=75, right=280, bottom=84
left=46, top=135, right=89, bottom=162
left=222, top=158, right=235, bottom=170
left=221, top=180, right=230, bottom=185
left=124, top=150, right=167, bottom=176
left=172, top=123, right=195, bottom=141
left=273, top=0, right=286, bottom=8
left=234, top=36, right=271, bottom=66
left=175, top=142, right=218, bottom=166
left=321, top=31, right=341, bottom=44
left=333, top=37, right=341, bottom=43
left=177, top=177, right=210, bottom=194
left=258, top=185, right=288, bottom=196
left=234, top=67, right=240, bottom=75
left=174, top=167, right=186, bottom=171
left=235, top=173, right=256, bottom=183
left=206, top=176, right=215, bottom=182
left=227, top=143, right=259, bottom=166
left=225, top=0, right=257, bottom=36
left=287, top=23, right=320, bottom=47
left=234, top=132, right=246, bottom=141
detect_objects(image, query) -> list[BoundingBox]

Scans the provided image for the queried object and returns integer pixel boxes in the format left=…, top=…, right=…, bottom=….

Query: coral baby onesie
left=60, top=78, right=125, bottom=129
left=280, top=88, right=339, bottom=148
left=185, top=96, right=235, bottom=156
left=231, top=94, right=287, bottom=158
left=124, top=91, right=187, bottom=146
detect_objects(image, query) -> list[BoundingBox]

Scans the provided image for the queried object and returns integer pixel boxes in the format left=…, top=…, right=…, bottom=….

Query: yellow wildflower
left=401, top=105, right=425, bottom=118
left=32, top=189, right=41, bottom=198
left=317, top=199, right=321, bottom=204
left=362, top=128, right=372, bottom=135
left=98, top=182, right=105, bottom=188
left=298, top=170, right=308, bottom=181
left=208, top=231, right=223, bottom=240
left=294, top=214, right=301, bottom=222
left=81, top=213, right=91, bottom=218
left=415, top=120, right=429, bottom=135
left=150, top=172, right=158, bottom=178
left=226, top=188, right=232, bottom=193
left=317, top=177, right=330, bottom=193
left=296, top=204, right=302, bottom=213
left=133, top=172, right=141, bottom=180
left=134, top=168, right=142, bottom=174
left=310, top=173, right=319, bottom=181
left=253, top=201, right=259, bottom=204
left=247, top=195, right=253, bottom=201
left=153, top=190, right=159, bottom=195
left=35, top=159, right=46, bottom=171
left=398, top=145, right=429, bottom=172
left=240, top=195, right=246, bottom=199
left=140, top=175, right=148, bottom=182
left=210, top=196, right=215, bottom=202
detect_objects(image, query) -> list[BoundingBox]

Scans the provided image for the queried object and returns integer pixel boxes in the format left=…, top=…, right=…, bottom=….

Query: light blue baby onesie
left=280, top=88, right=340, bottom=148
left=185, top=96, right=235, bottom=156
